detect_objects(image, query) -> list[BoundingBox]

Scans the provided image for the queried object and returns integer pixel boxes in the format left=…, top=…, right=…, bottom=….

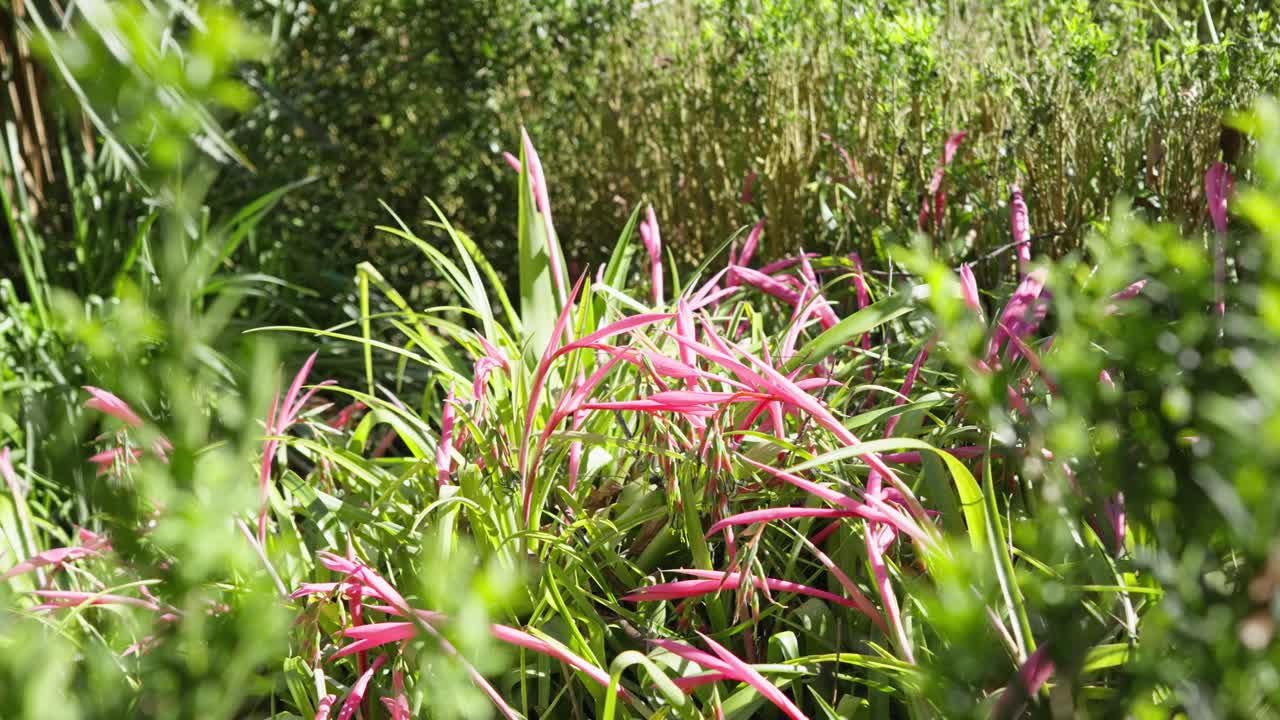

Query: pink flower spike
left=259, top=351, right=336, bottom=544
left=649, top=638, right=734, bottom=675
left=1104, top=493, right=1127, bottom=553
left=705, top=507, right=872, bottom=538
left=741, top=170, right=758, bottom=204
left=555, top=313, right=675, bottom=361
left=884, top=339, right=933, bottom=437
left=1205, top=162, right=1233, bottom=237
left=490, top=623, right=627, bottom=699
left=336, top=653, right=388, bottom=720
left=381, top=670, right=411, bottom=720
left=521, top=129, right=566, bottom=299
left=501, top=151, right=521, bottom=174
left=798, top=535, right=888, bottom=634
left=436, top=390, right=457, bottom=487
left=987, top=268, right=1048, bottom=363
left=289, top=582, right=357, bottom=600
left=697, top=632, right=809, bottom=720
left=335, top=622, right=418, bottom=659
left=633, top=569, right=886, bottom=625
left=865, top=520, right=912, bottom=664
left=641, top=205, right=664, bottom=306
left=995, top=644, right=1055, bottom=719
left=32, top=590, right=160, bottom=612
left=942, top=130, right=968, bottom=166
left=689, top=285, right=740, bottom=311
left=740, top=456, right=932, bottom=549
left=1111, top=279, right=1147, bottom=302
left=316, top=550, right=361, bottom=576
left=848, top=253, right=873, bottom=363
left=313, top=694, right=338, bottom=720
left=723, top=337, right=933, bottom=527
left=755, top=253, right=817, bottom=276
left=89, top=447, right=143, bottom=476
left=78, top=528, right=110, bottom=549
left=83, top=387, right=144, bottom=428
left=1205, top=162, right=1234, bottom=324
left=3, top=545, right=102, bottom=580
left=959, top=264, right=984, bottom=320
left=1010, top=185, right=1032, bottom=277
left=739, top=218, right=766, bottom=269
left=0, top=447, right=21, bottom=499
left=675, top=299, right=697, bottom=373
left=919, top=131, right=967, bottom=232
left=313, top=551, right=412, bottom=615
left=280, top=353, right=319, bottom=425
left=1105, top=279, right=1148, bottom=316
left=521, top=129, right=551, bottom=215
left=672, top=672, right=730, bottom=692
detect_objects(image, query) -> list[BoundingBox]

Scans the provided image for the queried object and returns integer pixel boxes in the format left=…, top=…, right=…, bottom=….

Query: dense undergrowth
left=4, top=2, right=1280, bottom=719
left=7, top=1, right=1280, bottom=331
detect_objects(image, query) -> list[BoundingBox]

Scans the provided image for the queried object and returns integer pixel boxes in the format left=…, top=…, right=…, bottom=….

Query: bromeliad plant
left=232, top=130, right=1165, bottom=718
left=8, top=102, right=1280, bottom=717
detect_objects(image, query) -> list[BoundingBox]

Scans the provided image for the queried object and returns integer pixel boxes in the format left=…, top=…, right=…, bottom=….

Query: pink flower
left=521, top=129, right=567, bottom=300
left=883, top=339, right=933, bottom=437
left=0, top=447, right=18, bottom=497
left=1009, top=185, right=1032, bottom=277
left=436, top=390, right=457, bottom=487
left=731, top=265, right=840, bottom=330
left=2, top=526, right=111, bottom=581
left=640, top=205, right=664, bottom=305
left=582, top=389, right=764, bottom=418
left=696, top=632, right=809, bottom=720
left=336, top=653, right=388, bottom=720
left=88, top=447, right=143, bottom=476
left=1205, top=162, right=1233, bottom=236
left=84, top=386, right=144, bottom=428
left=4, top=546, right=100, bottom=580
left=300, top=549, right=629, bottom=708
left=381, top=671, right=411, bottom=720
left=259, top=352, right=335, bottom=543
left=1205, top=162, right=1234, bottom=324
left=329, top=402, right=367, bottom=430
left=849, top=253, right=873, bottom=366
left=959, top=263, right=984, bottom=320
left=738, top=218, right=766, bottom=270
left=995, top=644, right=1054, bottom=719
left=741, top=170, right=758, bottom=204
left=986, top=268, right=1048, bottom=364
left=624, top=569, right=883, bottom=629
left=1104, top=493, right=1127, bottom=554
left=30, top=590, right=163, bottom=613
left=919, top=131, right=967, bottom=234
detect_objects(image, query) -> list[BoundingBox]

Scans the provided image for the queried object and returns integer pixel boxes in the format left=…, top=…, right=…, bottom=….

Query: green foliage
left=6, top=0, right=1280, bottom=718
left=210, top=0, right=633, bottom=321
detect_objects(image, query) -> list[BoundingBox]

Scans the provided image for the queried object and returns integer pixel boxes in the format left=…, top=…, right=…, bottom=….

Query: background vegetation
left=2, top=0, right=1280, bottom=718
